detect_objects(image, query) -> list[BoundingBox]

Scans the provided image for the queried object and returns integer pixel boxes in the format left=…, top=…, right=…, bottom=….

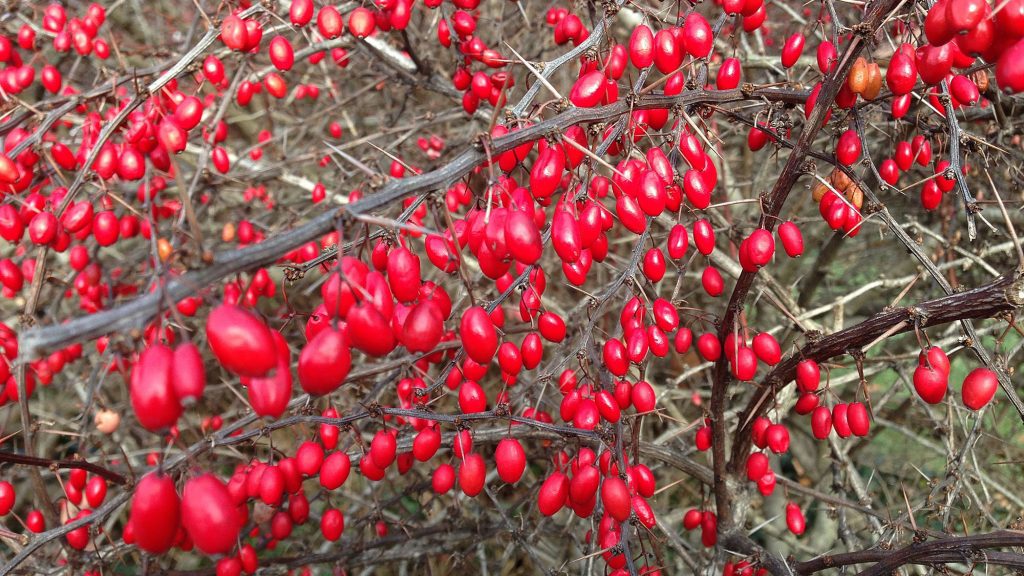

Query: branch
left=0, top=452, right=127, bottom=485
left=730, top=271, right=1024, bottom=467
left=795, top=530, right=1024, bottom=575
left=848, top=108, right=1024, bottom=423
left=0, top=395, right=603, bottom=574
left=17, top=86, right=808, bottom=361
left=509, top=0, right=625, bottom=117
left=708, top=0, right=903, bottom=530
left=168, top=524, right=506, bottom=575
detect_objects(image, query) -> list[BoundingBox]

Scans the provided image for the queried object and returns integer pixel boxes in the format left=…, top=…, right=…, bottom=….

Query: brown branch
left=795, top=530, right=1024, bottom=575
left=0, top=452, right=128, bottom=485
left=708, top=0, right=903, bottom=531
left=850, top=107, right=1024, bottom=422
left=729, top=272, right=1024, bottom=467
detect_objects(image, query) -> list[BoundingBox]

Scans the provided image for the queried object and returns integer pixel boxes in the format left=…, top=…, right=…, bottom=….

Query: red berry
left=746, top=452, right=769, bottom=482
left=537, top=472, right=570, bottom=516
left=206, top=305, right=277, bottom=377
left=716, top=58, right=742, bottom=90
left=765, top=424, right=790, bottom=454
left=913, top=364, right=949, bottom=404
left=320, top=451, right=352, bottom=489
left=629, top=25, right=654, bottom=69
left=413, top=426, right=442, bottom=461
left=682, top=14, right=712, bottom=58
left=786, top=502, right=806, bottom=535
left=701, top=266, right=724, bottom=297
left=433, top=464, right=455, bottom=494
left=458, top=452, right=486, bottom=497
left=601, top=476, right=631, bottom=522
left=683, top=509, right=703, bottom=530
left=298, top=327, right=351, bottom=396
left=811, top=406, right=832, bottom=439
left=781, top=33, right=805, bottom=68
left=0, top=481, right=14, bottom=516
left=85, top=476, right=107, bottom=508
left=836, top=129, right=862, bottom=166
left=962, top=367, right=998, bottom=410
left=752, top=333, right=781, bottom=365
left=181, top=474, right=240, bottom=556
left=290, top=0, right=314, bottom=26
left=130, top=344, right=181, bottom=432
left=321, top=509, right=345, bottom=541
left=495, top=438, right=527, bottom=483
left=847, top=402, right=871, bottom=436
left=832, top=403, right=852, bottom=438
left=460, top=306, right=498, bottom=364
left=796, top=360, right=820, bottom=392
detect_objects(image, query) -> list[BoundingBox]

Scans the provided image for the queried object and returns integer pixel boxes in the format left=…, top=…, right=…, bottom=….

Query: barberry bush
left=1, top=0, right=1024, bottom=574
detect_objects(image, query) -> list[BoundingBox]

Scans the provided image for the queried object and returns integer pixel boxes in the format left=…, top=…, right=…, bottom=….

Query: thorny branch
left=3, top=1, right=1024, bottom=575
left=18, top=86, right=809, bottom=360
left=709, top=0, right=903, bottom=533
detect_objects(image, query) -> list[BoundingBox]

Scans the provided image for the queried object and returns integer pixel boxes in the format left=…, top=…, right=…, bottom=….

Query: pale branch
left=509, top=0, right=625, bottom=118
left=929, top=2, right=977, bottom=241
